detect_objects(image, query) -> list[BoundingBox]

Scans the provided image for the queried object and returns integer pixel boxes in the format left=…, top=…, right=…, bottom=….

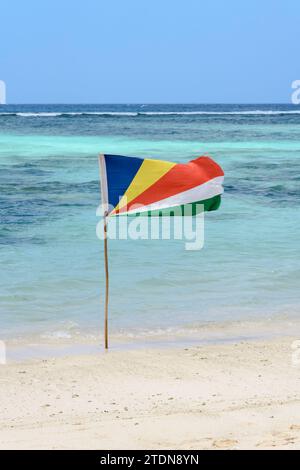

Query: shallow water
left=0, top=104, right=300, bottom=339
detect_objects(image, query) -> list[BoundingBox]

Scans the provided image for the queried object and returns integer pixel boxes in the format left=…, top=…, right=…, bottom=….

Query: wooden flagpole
left=99, top=155, right=109, bottom=350
left=103, top=212, right=109, bottom=349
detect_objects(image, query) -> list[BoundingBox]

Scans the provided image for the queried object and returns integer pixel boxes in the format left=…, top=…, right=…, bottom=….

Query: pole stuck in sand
left=98, top=155, right=110, bottom=350
left=103, top=212, right=109, bottom=349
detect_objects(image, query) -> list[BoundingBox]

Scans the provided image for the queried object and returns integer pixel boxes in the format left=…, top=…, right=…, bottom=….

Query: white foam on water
left=1, top=110, right=300, bottom=117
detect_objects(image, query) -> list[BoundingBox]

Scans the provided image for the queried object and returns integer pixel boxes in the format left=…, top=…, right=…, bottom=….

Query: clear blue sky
left=0, top=0, right=299, bottom=103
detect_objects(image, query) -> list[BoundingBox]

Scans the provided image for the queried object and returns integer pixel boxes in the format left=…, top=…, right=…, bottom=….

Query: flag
left=99, top=154, right=224, bottom=217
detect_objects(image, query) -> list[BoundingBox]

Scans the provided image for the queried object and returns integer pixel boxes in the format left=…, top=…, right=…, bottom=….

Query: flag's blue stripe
left=104, top=154, right=143, bottom=209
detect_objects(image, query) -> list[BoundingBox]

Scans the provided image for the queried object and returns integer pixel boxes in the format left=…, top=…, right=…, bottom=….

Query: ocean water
left=1, top=104, right=300, bottom=340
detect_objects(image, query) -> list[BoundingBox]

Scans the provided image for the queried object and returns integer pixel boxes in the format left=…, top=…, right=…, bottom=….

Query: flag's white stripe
left=121, top=175, right=224, bottom=215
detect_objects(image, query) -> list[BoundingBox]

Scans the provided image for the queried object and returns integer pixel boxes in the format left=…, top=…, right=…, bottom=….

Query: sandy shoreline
left=1, top=335, right=300, bottom=450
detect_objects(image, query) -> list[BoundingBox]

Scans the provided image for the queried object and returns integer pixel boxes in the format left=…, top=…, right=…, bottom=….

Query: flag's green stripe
left=120, top=195, right=221, bottom=217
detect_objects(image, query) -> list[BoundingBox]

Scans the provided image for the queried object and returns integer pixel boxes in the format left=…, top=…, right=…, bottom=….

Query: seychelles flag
left=99, top=154, right=224, bottom=217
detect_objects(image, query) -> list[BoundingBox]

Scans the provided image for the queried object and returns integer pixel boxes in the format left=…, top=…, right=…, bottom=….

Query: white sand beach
left=1, top=335, right=300, bottom=450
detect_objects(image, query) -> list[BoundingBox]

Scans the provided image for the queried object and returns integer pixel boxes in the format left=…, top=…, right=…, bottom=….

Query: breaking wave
left=1, top=110, right=300, bottom=117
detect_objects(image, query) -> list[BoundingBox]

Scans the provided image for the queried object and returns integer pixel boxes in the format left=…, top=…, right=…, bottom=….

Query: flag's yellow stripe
left=113, top=159, right=176, bottom=213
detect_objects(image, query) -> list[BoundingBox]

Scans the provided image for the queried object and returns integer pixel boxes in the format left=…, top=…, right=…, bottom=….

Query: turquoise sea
left=1, top=104, right=300, bottom=340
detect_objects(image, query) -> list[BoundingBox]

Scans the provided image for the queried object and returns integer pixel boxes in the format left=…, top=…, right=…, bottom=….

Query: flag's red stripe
left=117, top=156, right=224, bottom=214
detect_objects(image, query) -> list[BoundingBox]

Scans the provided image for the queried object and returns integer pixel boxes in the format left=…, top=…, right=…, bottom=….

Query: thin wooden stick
left=103, top=213, right=109, bottom=349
